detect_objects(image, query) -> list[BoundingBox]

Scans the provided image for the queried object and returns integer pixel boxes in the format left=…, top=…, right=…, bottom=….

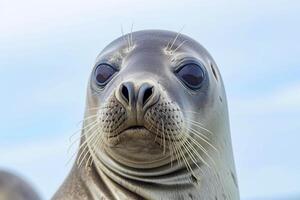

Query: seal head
left=53, top=30, right=239, bottom=200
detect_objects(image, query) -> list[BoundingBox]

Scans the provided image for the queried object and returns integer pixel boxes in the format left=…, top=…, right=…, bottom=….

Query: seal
left=0, top=170, right=41, bottom=200
left=53, top=30, right=239, bottom=200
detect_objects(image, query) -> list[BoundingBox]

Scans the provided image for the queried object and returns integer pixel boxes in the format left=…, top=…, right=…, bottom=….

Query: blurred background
left=0, top=0, right=299, bottom=199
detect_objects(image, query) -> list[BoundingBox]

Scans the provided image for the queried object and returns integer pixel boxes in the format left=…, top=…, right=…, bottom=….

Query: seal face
left=53, top=30, right=239, bottom=200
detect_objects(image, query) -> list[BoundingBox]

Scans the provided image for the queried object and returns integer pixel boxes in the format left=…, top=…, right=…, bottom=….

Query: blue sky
left=0, top=0, right=299, bottom=199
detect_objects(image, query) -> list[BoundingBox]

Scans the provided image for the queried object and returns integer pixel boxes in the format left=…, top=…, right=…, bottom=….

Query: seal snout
left=116, top=81, right=160, bottom=125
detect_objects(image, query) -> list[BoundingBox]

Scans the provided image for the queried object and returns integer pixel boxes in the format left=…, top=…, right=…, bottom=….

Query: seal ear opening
left=210, top=63, right=218, bottom=82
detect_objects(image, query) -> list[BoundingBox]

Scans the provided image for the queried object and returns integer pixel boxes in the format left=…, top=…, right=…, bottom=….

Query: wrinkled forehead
left=95, top=30, right=213, bottom=67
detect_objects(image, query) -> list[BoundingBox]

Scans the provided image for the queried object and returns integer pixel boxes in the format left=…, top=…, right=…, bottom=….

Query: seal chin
left=105, top=126, right=171, bottom=168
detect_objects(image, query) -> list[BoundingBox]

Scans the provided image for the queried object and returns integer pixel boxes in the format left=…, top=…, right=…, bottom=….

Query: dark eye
left=176, top=63, right=205, bottom=89
left=94, top=64, right=117, bottom=86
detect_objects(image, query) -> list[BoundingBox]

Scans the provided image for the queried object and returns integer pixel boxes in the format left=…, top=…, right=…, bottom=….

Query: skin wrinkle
left=52, top=30, right=239, bottom=200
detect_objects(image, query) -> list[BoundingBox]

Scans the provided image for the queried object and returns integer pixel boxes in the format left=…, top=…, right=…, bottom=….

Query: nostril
left=121, top=84, right=129, bottom=103
left=143, top=87, right=153, bottom=106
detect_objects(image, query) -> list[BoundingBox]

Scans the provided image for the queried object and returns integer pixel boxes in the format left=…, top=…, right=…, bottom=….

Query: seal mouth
left=109, top=125, right=150, bottom=138
left=124, top=125, right=145, bottom=132
left=105, top=124, right=171, bottom=167
left=109, top=124, right=181, bottom=142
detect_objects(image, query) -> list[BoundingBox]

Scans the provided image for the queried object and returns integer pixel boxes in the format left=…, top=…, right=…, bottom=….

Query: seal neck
left=90, top=154, right=196, bottom=200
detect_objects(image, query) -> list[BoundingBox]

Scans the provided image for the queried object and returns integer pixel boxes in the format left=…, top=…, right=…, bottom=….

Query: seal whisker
left=173, top=140, right=182, bottom=166
left=86, top=106, right=116, bottom=112
left=187, top=127, right=219, bottom=153
left=168, top=129, right=181, bottom=165
left=65, top=150, right=78, bottom=167
left=85, top=123, right=105, bottom=169
left=148, top=110, right=185, bottom=165
left=188, top=136, right=216, bottom=167
left=171, top=131, right=185, bottom=165
left=154, top=122, right=159, bottom=143
left=85, top=149, right=93, bottom=169
left=186, top=118, right=214, bottom=135
left=130, top=23, right=134, bottom=49
left=154, top=109, right=216, bottom=170
left=161, top=114, right=213, bottom=173
left=180, top=130, right=210, bottom=178
left=173, top=130, right=187, bottom=167
left=186, top=134, right=209, bottom=155
left=161, top=119, right=166, bottom=154
left=171, top=133, right=183, bottom=164
left=169, top=118, right=207, bottom=175
left=165, top=124, right=175, bottom=167
left=94, top=126, right=105, bottom=148
left=69, top=119, right=99, bottom=144
left=126, top=32, right=131, bottom=51
left=186, top=126, right=210, bottom=140
left=66, top=119, right=100, bottom=165
left=94, top=121, right=112, bottom=149
left=166, top=40, right=171, bottom=51
left=76, top=114, right=98, bottom=126
left=168, top=26, right=185, bottom=51
left=66, top=120, right=98, bottom=163
left=184, top=136, right=210, bottom=168
left=77, top=127, right=101, bottom=168
left=120, top=24, right=128, bottom=48
left=76, top=122, right=102, bottom=167
left=77, top=132, right=98, bottom=168
left=172, top=40, right=187, bottom=54
left=182, top=110, right=202, bottom=114
left=187, top=127, right=214, bottom=148
left=69, top=119, right=98, bottom=144
left=89, top=136, right=105, bottom=168
left=149, top=115, right=177, bottom=162
left=176, top=133, right=195, bottom=178
left=86, top=122, right=106, bottom=169
left=78, top=146, right=91, bottom=168
left=183, top=111, right=215, bottom=125
left=92, top=133, right=103, bottom=151
left=181, top=136, right=205, bottom=175
left=160, top=124, right=164, bottom=148
left=185, top=135, right=220, bottom=181
left=151, top=110, right=211, bottom=149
